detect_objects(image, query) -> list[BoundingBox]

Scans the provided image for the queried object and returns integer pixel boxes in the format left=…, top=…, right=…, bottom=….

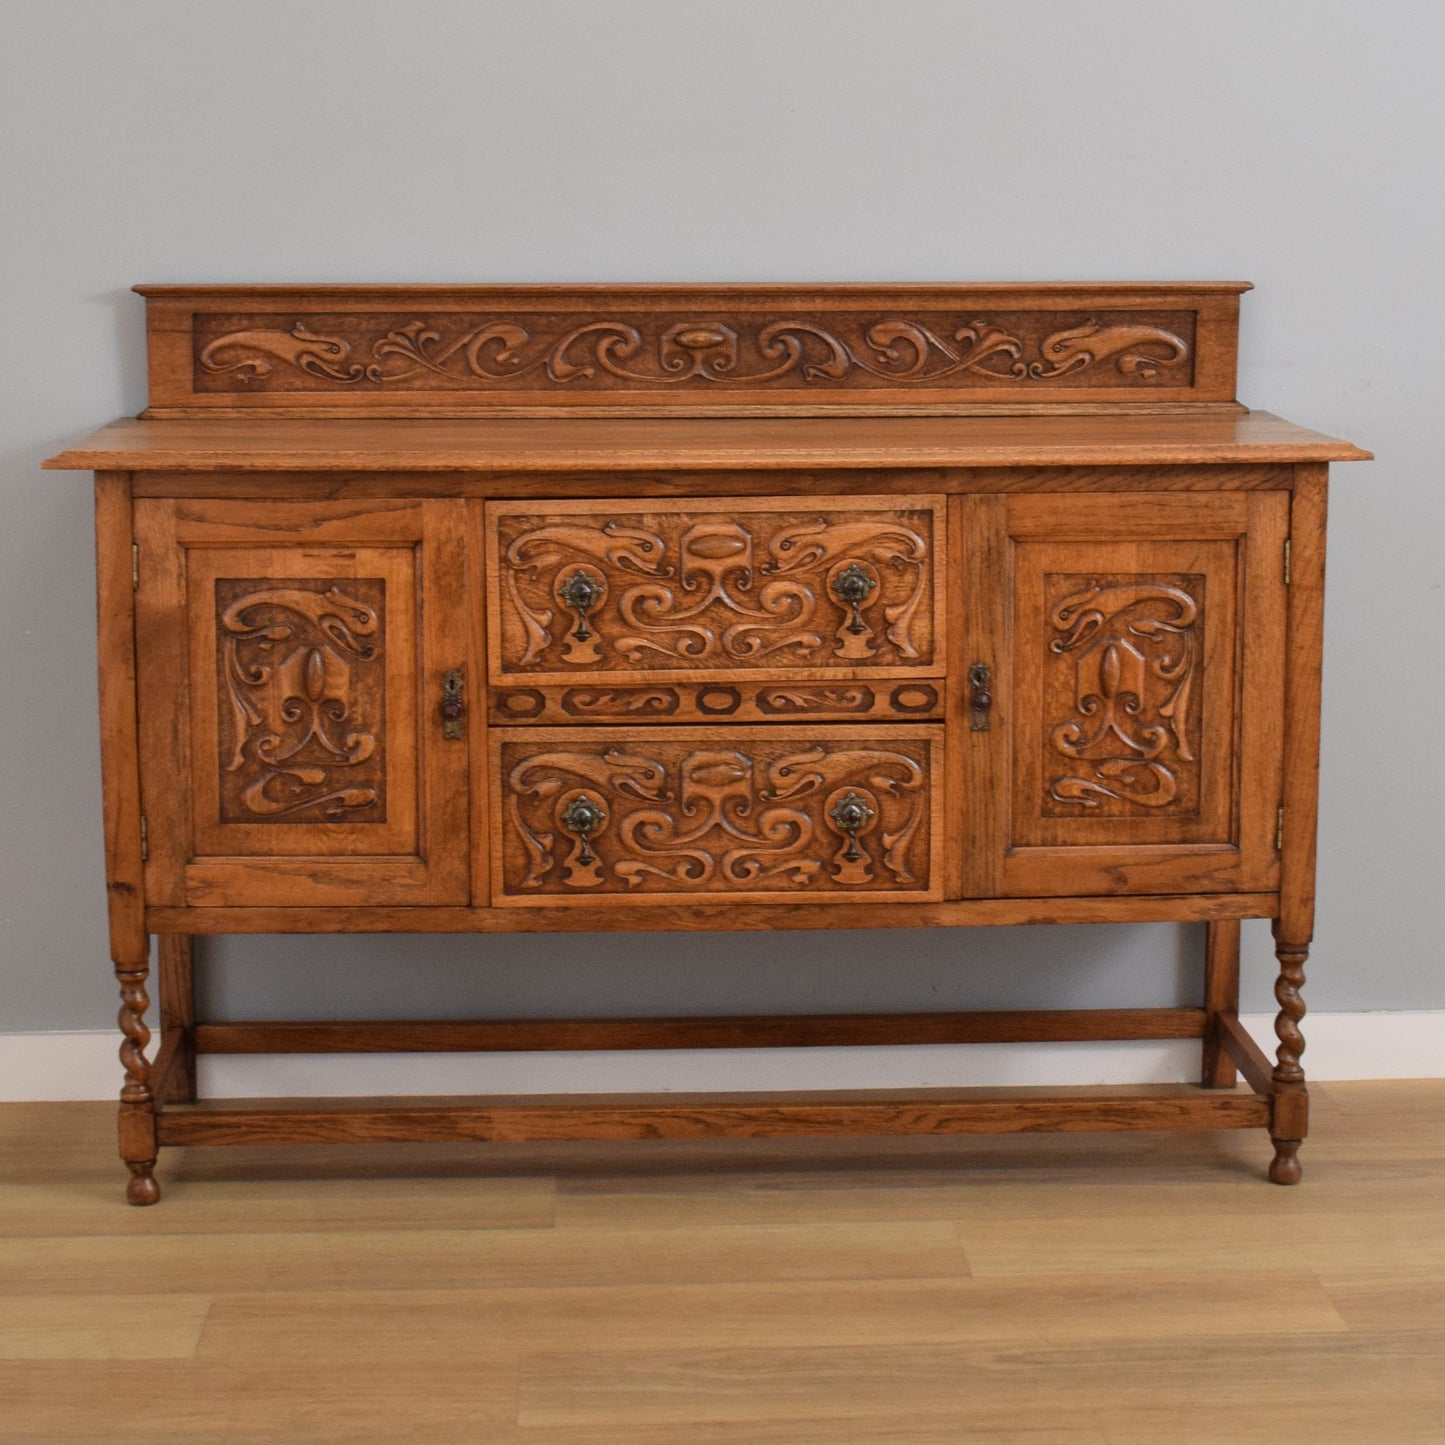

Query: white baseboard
left=2, top=1011, right=1441, bottom=1102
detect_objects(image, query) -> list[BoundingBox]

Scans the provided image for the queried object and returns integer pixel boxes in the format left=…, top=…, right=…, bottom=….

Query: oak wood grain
left=44, top=410, right=1370, bottom=472
left=193, top=1007, right=1209, bottom=1055
left=92, top=473, right=146, bottom=965
left=1200, top=918, right=1241, bottom=1088
left=143, top=892, right=1280, bottom=934
left=153, top=1088, right=1271, bottom=1148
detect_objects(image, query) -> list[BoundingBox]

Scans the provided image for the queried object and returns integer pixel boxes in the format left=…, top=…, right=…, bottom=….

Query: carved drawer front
left=491, top=725, right=943, bottom=905
left=485, top=496, right=946, bottom=693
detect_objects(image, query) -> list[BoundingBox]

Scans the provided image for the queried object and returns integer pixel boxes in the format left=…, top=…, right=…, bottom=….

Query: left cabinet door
left=134, top=499, right=472, bottom=907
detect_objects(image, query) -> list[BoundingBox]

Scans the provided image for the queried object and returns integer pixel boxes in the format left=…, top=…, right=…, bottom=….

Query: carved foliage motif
left=500, top=737, right=933, bottom=897
left=1042, top=575, right=1203, bottom=816
left=215, top=578, right=386, bottom=823
left=495, top=508, right=935, bottom=673
left=193, top=310, right=1194, bottom=393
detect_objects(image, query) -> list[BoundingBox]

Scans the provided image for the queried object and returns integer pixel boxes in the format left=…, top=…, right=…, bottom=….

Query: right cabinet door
left=959, top=491, right=1288, bottom=897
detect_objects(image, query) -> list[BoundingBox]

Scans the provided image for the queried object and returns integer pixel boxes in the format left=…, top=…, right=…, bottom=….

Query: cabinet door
left=134, top=499, right=470, bottom=907
left=958, top=492, right=1287, bottom=897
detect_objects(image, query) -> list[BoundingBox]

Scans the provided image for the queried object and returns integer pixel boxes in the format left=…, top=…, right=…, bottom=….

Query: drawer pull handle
left=558, top=568, right=605, bottom=642
left=831, top=562, right=877, bottom=635
left=829, top=790, right=876, bottom=862
left=969, top=662, right=993, bottom=731
left=560, top=794, right=607, bottom=866
left=440, top=669, right=465, bottom=739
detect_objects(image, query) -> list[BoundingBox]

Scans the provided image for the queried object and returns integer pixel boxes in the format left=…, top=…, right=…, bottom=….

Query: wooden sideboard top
left=45, top=410, right=1369, bottom=472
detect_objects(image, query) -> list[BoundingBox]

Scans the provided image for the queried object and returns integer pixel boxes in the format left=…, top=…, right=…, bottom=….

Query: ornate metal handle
left=440, top=669, right=465, bottom=739
left=828, top=790, right=875, bottom=862
left=560, top=794, right=606, bottom=865
left=831, top=562, right=877, bottom=635
left=968, top=662, right=992, bottom=731
left=558, top=568, right=604, bottom=641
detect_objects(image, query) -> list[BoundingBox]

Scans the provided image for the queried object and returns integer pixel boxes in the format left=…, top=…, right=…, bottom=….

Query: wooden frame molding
left=136, top=283, right=1249, bottom=417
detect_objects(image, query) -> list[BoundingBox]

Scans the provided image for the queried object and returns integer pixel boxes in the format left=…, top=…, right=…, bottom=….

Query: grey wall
left=2, top=0, right=1441, bottom=1037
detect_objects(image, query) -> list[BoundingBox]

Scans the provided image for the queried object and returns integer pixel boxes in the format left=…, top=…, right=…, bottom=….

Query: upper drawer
left=485, top=496, right=946, bottom=683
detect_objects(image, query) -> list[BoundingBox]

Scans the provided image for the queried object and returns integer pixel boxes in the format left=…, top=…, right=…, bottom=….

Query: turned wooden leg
left=1268, top=934, right=1309, bottom=1185
left=1200, top=919, right=1241, bottom=1088
left=157, top=934, right=197, bottom=1104
left=116, top=955, right=160, bottom=1205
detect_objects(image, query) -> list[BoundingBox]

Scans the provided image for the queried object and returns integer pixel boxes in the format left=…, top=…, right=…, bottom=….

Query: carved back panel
left=485, top=496, right=946, bottom=684
left=136, top=283, right=1247, bottom=416
left=133, top=499, right=471, bottom=907
left=958, top=491, right=1289, bottom=898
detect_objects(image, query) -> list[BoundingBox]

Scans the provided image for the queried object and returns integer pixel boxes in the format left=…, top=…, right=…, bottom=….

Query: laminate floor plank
left=0, top=1174, right=557, bottom=1238
left=554, top=1156, right=1445, bottom=1229
left=0, top=1293, right=210, bottom=1360
left=1099, top=1401, right=1445, bottom=1445
left=514, top=1331, right=1445, bottom=1429
left=512, top=1424, right=1111, bottom=1445
left=1318, top=1269, right=1445, bottom=1332
left=0, top=1218, right=968, bottom=1296
left=0, top=1359, right=517, bottom=1440
left=193, top=1270, right=1345, bottom=1362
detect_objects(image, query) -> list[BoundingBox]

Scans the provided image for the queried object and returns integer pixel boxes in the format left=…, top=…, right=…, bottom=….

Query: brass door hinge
left=1283, top=538, right=1291, bottom=586
left=132, top=542, right=140, bottom=591
left=140, top=814, right=149, bottom=862
left=1275, top=805, right=1285, bottom=851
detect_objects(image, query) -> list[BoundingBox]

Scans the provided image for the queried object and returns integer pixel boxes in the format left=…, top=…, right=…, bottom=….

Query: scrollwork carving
left=216, top=578, right=386, bottom=823
left=757, top=686, right=876, bottom=715
left=1043, top=576, right=1202, bottom=815
left=500, top=736, right=932, bottom=897
left=1030, top=321, right=1189, bottom=380
left=495, top=507, right=935, bottom=673
left=193, top=310, right=1195, bottom=393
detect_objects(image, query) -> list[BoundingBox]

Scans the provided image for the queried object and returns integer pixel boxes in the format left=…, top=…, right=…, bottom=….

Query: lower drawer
left=490, top=725, right=943, bottom=905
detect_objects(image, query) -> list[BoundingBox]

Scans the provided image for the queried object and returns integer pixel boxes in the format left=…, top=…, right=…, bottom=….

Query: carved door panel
left=958, top=492, right=1288, bottom=897
left=484, top=497, right=947, bottom=718
left=134, top=499, right=470, bottom=906
left=491, top=725, right=943, bottom=905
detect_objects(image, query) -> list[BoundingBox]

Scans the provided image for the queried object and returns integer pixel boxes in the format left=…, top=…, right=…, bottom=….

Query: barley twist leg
left=1268, top=939, right=1309, bottom=1186
left=116, top=962, right=160, bottom=1205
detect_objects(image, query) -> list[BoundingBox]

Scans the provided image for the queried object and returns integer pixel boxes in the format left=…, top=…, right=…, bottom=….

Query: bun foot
left=1268, top=1140, right=1302, bottom=1186
left=125, top=1161, right=161, bottom=1206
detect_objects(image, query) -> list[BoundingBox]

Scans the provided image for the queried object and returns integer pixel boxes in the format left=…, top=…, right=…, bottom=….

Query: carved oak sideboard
left=45, top=283, right=1369, bottom=1204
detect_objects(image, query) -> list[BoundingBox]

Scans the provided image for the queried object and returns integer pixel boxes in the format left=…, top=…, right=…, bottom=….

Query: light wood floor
left=2, top=1081, right=1443, bottom=1443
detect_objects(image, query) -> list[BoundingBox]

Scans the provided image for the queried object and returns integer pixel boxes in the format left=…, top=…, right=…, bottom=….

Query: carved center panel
left=490, top=504, right=939, bottom=676
left=496, top=731, right=937, bottom=900
left=215, top=578, right=387, bottom=824
left=191, top=309, right=1196, bottom=394
left=1041, top=574, right=1204, bottom=818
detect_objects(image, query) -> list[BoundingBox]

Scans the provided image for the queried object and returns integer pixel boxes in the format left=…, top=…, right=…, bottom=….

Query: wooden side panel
left=133, top=499, right=471, bottom=906
left=490, top=725, right=943, bottom=905
left=963, top=491, right=1288, bottom=897
left=485, top=495, right=946, bottom=684
left=136, top=283, right=1247, bottom=415
left=93, top=473, right=148, bottom=964
left=1278, top=466, right=1328, bottom=945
